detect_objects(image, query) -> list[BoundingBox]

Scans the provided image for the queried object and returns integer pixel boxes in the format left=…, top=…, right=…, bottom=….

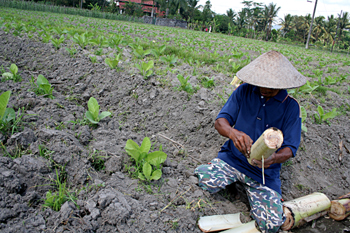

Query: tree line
left=29, top=0, right=350, bottom=50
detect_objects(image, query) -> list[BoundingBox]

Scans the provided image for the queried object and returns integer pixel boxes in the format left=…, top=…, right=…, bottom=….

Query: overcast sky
left=198, top=0, right=350, bottom=20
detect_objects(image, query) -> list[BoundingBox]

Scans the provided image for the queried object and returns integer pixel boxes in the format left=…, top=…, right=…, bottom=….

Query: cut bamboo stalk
left=221, top=220, right=259, bottom=233
left=198, top=213, right=242, bottom=232
left=329, top=198, right=350, bottom=221
left=248, top=127, right=283, bottom=165
left=281, top=192, right=331, bottom=231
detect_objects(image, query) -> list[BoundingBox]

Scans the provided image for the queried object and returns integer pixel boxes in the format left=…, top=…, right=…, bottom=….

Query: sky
left=197, top=0, right=350, bottom=20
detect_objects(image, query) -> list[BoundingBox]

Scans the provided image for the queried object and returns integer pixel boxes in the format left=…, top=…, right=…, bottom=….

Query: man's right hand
left=215, top=118, right=253, bottom=158
left=229, top=128, right=253, bottom=158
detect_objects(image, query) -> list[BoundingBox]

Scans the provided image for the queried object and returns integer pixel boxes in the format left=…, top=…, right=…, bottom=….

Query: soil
left=0, top=21, right=350, bottom=233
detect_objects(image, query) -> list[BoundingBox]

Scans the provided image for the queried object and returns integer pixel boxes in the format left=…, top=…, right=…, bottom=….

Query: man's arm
left=214, top=118, right=253, bottom=158
left=251, top=147, right=293, bottom=169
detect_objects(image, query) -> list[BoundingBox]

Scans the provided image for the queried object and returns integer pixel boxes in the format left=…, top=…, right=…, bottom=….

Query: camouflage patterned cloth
left=194, top=158, right=285, bottom=233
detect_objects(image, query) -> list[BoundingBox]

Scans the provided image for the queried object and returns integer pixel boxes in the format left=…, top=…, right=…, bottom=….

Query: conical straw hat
left=236, top=51, right=306, bottom=89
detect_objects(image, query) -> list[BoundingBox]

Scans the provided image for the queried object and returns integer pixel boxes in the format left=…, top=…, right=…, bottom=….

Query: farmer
left=195, top=51, right=306, bottom=232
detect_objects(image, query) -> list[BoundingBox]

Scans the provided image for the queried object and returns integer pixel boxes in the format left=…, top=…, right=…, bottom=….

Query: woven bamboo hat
left=236, top=51, right=306, bottom=89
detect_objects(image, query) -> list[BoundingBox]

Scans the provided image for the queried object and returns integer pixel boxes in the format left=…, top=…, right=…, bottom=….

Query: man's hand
left=251, top=153, right=276, bottom=168
left=229, top=129, right=253, bottom=158
left=214, top=118, right=253, bottom=158
left=251, top=147, right=293, bottom=168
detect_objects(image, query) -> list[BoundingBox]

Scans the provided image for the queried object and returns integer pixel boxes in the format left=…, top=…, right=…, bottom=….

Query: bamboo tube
left=198, top=213, right=242, bottom=232
left=281, top=192, right=331, bottom=230
left=221, top=220, right=259, bottom=233
left=329, top=198, right=350, bottom=221
left=247, top=127, right=283, bottom=165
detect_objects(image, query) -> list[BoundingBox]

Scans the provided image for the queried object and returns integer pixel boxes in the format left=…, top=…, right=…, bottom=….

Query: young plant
left=177, top=74, right=194, bottom=94
left=298, top=81, right=318, bottom=94
left=125, top=137, right=167, bottom=181
left=105, top=53, right=122, bottom=69
left=150, top=45, right=166, bottom=59
left=89, top=56, right=98, bottom=63
left=73, top=33, right=89, bottom=49
left=35, top=75, right=54, bottom=99
left=51, top=35, right=65, bottom=50
left=200, top=77, right=215, bottom=89
left=85, top=97, right=111, bottom=124
left=160, top=54, right=178, bottom=67
left=43, top=169, right=77, bottom=211
left=65, top=47, right=77, bottom=57
left=135, top=60, right=154, bottom=79
left=132, top=45, right=151, bottom=59
left=300, top=106, right=307, bottom=132
left=0, top=91, right=16, bottom=135
left=2, top=64, right=22, bottom=82
left=314, top=105, right=338, bottom=124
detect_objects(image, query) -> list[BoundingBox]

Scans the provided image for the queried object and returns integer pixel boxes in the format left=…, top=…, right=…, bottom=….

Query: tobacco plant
left=135, top=60, right=154, bottom=79
left=314, top=105, right=338, bottom=124
left=34, top=75, right=54, bottom=99
left=51, top=35, right=65, bottom=49
left=160, top=54, right=178, bottom=67
left=2, top=64, right=22, bottom=82
left=125, top=137, right=167, bottom=181
left=85, top=97, right=111, bottom=124
left=105, top=53, right=122, bottom=69
left=0, top=91, right=16, bottom=135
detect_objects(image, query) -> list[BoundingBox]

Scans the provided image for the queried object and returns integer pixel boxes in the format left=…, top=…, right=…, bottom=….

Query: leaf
left=322, top=108, right=338, bottom=121
left=37, top=74, right=49, bottom=86
left=140, top=137, right=151, bottom=154
left=98, top=111, right=111, bottom=120
left=125, top=139, right=141, bottom=162
left=300, top=106, right=307, bottom=123
left=2, top=108, right=15, bottom=123
left=142, top=60, right=154, bottom=71
left=142, top=162, right=152, bottom=180
left=138, top=172, right=146, bottom=180
left=40, top=84, right=52, bottom=94
left=88, top=97, right=99, bottom=121
left=145, top=151, right=167, bottom=168
left=317, top=105, right=324, bottom=117
left=85, top=111, right=99, bottom=124
left=2, top=72, right=13, bottom=79
left=9, top=64, right=18, bottom=75
left=301, top=123, right=307, bottom=132
left=150, top=169, right=162, bottom=180
left=0, top=91, right=11, bottom=119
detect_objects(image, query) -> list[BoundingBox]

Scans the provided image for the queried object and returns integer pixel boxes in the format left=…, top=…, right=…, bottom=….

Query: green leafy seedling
left=85, top=97, right=111, bottom=124
left=0, top=91, right=15, bottom=127
left=51, top=35, right=65, bottom=50
left=36, top=75, right=54, bottom=99
left=135, top=60, right=154, bottom=79
left=298, top=81, right=318, bottom=94
left=125, top=137, right=167, bottom=181
left=300, top=106, right=307, bottom=132
left=2, top=64, right=21, bottom=82
left=132, top=45, right=151, bottom=59
left=177, top=74, right=194, bottom=94
left=314, top=105, right=338, bottom=124
left=105, top=53, right=122, bottom=69
left=160, top=54, right=178, bottom=67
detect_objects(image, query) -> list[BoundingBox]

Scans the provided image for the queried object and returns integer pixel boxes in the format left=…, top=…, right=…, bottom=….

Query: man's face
left=259, top=87, right=280, bottom=99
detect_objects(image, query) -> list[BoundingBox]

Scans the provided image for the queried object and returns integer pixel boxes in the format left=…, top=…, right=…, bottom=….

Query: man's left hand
left=251, top=147, right=293, bottom=168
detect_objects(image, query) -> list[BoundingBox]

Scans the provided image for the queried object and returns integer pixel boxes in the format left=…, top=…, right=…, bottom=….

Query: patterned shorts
left=194, top=158, right=285, bottom=233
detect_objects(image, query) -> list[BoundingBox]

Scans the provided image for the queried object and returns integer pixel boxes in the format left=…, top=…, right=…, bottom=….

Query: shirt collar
left=252, top=85, right=288, bottom=103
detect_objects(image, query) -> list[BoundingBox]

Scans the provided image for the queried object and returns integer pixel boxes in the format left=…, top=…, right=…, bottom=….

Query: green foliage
left=132, top=45, right=151, bottom=59
left=298, top=81, right=318, bottom=94
left=65, top=47, right=77, bottom=57
left=43, top=170, right=77, bottom=211
left=314, top=105, right=338, bottom=124
left=34, top=75, right=54, bottom=99
left=89, top=149, right=106, bottom=171
left=85, top=97, right=111, bottom=124
left=177, top=74, right=195, bottom=95
left=135, top=60, right=154, bottom=79
left=151, top=45, right=166, bottom=59
left=2, top=64, right=22, bottom=82
left=160, top=54, right=178, bottom=67
left=51, top=35, right=65, bottom=49
left=124, top=137, right=167, bottom=181
left=105, top=53, right=121, bottom=69
left=324, top=76, right=337, bottom=85
left=89, top=55, right=98, bottom=63
left=300, top=106, right=307, bottom=132
left=200, top=77, right=215, bottom=89
left=90, top=35, right=109, bottom=48
left=0, top=91, right=16, bottom=134
left=73, top=33, right=89, bottom=49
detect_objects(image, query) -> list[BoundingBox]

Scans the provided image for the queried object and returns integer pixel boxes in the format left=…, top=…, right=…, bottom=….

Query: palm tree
left=312, top=16, right=325, bottom=42
left=279, top=14, right=294, bottom=36
left=187, top=0, right=202, bottom=19
left=263, top=3, right=281, bottom=41
left=338, top=12, right=350, bottom=41
left=236, top=8, right=248, bottom=31
left=226, top=8, right=236, bottom=22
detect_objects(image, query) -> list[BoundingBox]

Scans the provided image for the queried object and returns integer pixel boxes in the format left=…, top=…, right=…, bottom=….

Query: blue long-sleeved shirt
left=216, top=83, right=301, bottom=195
